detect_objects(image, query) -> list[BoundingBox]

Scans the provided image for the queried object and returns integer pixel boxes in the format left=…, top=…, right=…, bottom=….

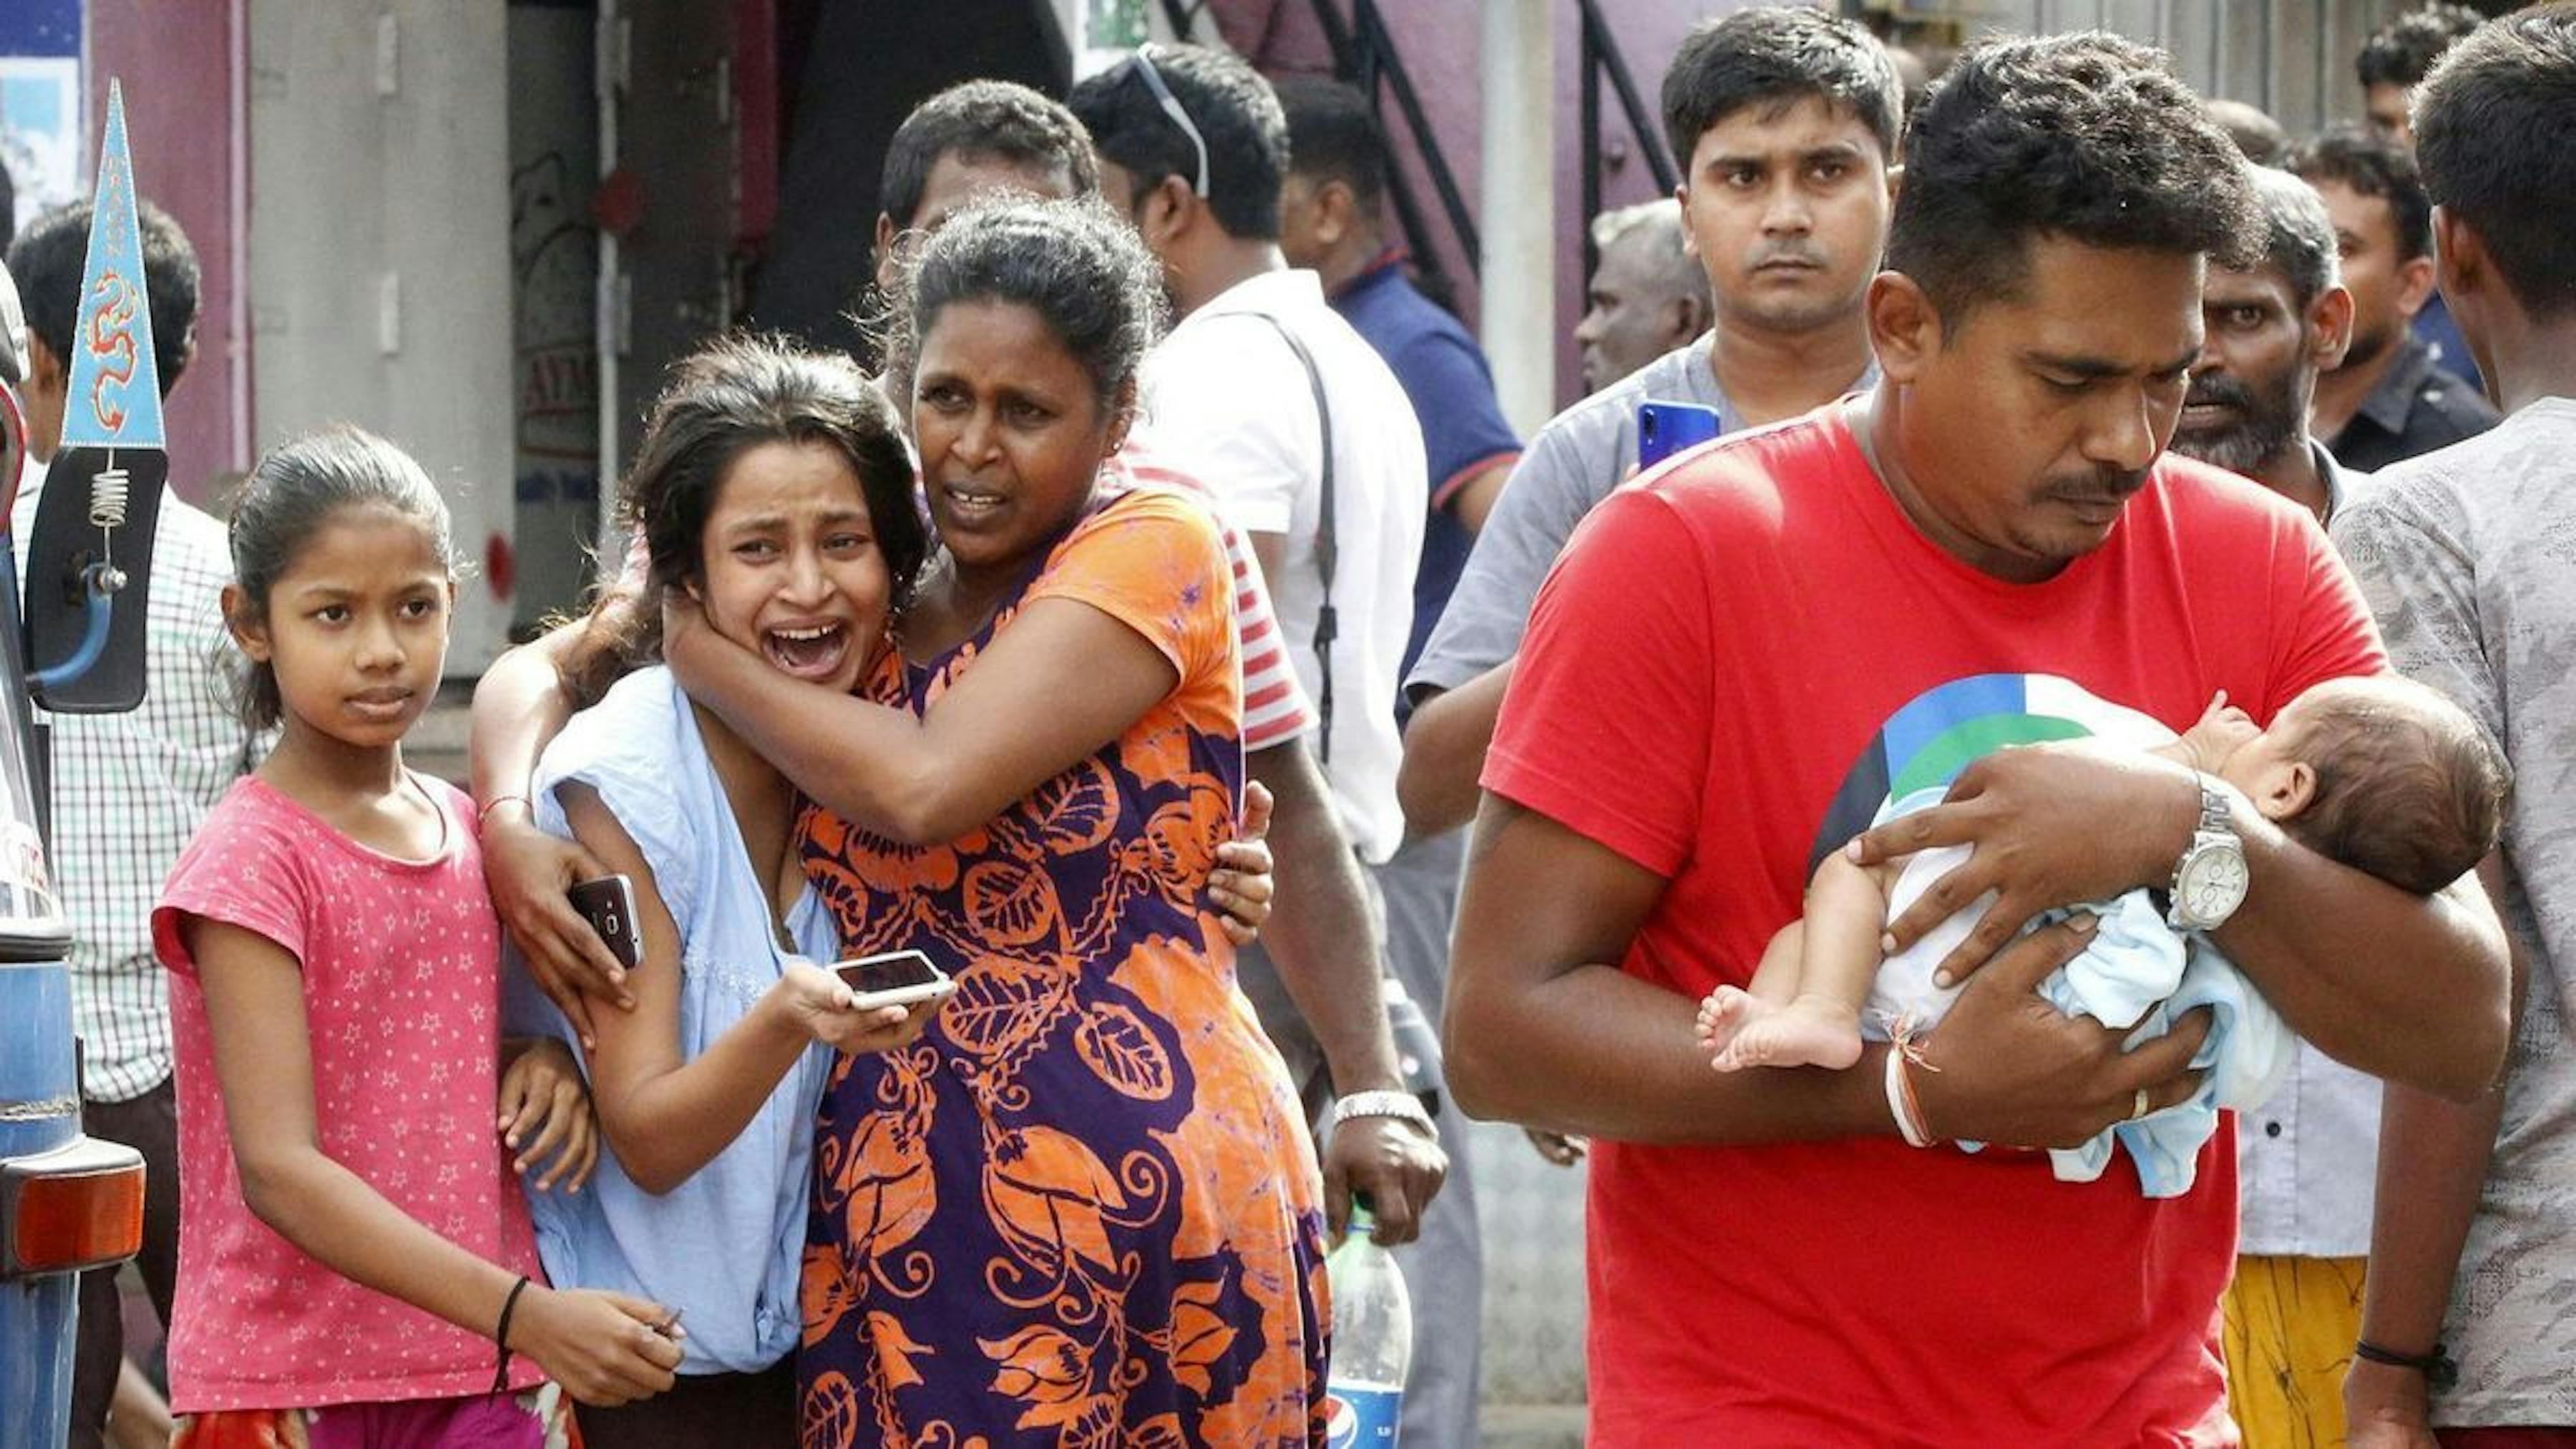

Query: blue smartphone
left=1636, top=401, right=1722, bottom=470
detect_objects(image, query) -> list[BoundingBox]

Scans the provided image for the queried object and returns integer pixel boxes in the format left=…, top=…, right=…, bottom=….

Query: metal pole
left=1360, top=0, right=1479, bottom=266
left=2313, top=0, right=2331, bottom=135
left=1583, top=0, right=1677, bottom=192
left=2260, top=0, right=2275, bottom=115
left=595, top=0, right=624, bottom=550
left=2212, top=1, right=2228, bottom=104
left=227, top=0, right=251, bottom=471
left=1579, top=13, right=1600, bottom=288
left=1480, top=0, right=1554, bottom=434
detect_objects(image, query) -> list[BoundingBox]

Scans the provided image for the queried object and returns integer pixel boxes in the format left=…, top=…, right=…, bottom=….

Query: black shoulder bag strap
left=1236, top=311, right=1337, bottom=766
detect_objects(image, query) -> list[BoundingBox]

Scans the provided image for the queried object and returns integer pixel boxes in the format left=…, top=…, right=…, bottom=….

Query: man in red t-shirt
left=1446, top=33, right=2514, bottom=1445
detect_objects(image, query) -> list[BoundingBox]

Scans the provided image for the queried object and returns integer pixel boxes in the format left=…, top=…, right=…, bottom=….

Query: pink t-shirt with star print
left=153, top=773, right=546, bottom=1413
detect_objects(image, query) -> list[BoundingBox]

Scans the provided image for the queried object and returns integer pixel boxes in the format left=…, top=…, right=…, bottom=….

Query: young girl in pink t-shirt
left=153, top=428, right=686, bottom=1447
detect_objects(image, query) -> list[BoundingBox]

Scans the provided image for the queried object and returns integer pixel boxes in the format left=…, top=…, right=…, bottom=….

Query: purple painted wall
left=1214, top=0, right=1729, bottom=414
left=87, top=0, right=245, bottom=499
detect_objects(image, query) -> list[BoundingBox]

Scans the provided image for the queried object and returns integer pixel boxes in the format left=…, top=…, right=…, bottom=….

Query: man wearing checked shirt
left=8, top=201, right=265, bottom=1449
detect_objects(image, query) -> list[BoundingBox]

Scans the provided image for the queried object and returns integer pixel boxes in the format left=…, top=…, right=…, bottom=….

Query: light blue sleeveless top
left=516, top=667, right=837, bottom=1373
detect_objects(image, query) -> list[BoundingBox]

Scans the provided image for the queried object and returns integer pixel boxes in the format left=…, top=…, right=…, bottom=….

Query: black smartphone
left=1637, top=400, right=1722, bottom=470
left=831, top=949, right=955, bottom=1010
left=567, top=874, right=643, bottom=970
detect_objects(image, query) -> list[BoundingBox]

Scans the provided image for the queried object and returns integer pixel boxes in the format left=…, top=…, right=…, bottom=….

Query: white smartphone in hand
left=831, top=949, right=955, bottom=1012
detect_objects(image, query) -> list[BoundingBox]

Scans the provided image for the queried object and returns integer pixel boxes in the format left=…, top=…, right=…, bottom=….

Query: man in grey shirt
left=2331, top=11, right=2576, bottom=1439
left=1397, top=8, right=1898, bottom=836
left=1407, top=329, right=1736, bottom=708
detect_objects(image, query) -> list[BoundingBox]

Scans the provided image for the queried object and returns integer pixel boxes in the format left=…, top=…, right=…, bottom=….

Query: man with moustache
left=1397, top=5, right=1896, bottom=837
left=2174, top=166, right=2359, bottom=521
left=1445, top=33, right=2509, bottom=1441
left=2167, top=164, right=2387, bottom=1449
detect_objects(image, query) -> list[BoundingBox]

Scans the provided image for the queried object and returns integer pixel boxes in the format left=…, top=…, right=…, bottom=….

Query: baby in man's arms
left=1699, top=675, right=2508, bottom=1083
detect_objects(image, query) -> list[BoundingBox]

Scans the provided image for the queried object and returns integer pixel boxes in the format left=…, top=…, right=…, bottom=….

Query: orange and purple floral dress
left=795, top=484, right=1329, bottom=1448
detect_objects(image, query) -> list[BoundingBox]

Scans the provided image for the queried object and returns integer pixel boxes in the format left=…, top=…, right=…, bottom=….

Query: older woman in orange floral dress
left=663, top=195, right=1327, bottom=1447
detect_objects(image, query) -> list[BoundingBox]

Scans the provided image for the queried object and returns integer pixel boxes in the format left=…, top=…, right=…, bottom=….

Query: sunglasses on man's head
left=1125, top=44, right=1211, bottom=199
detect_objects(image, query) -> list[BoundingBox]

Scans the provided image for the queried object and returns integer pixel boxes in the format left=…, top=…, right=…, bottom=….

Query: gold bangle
left=477, top=794, right=530, bottom=824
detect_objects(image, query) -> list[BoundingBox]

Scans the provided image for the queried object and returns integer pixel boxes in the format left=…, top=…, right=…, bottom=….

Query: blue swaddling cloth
left=1860, top=789, right=2293, bottom=1198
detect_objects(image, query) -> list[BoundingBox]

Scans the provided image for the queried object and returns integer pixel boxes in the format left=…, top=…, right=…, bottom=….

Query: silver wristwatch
left=2166, top=773, right=2250, bottom=932
left=1331, top=1089, right=1438, bottom=1136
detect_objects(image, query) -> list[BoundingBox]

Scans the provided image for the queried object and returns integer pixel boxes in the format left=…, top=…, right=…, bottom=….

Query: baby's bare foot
left=1697, top=986, right=1770, bottom=1064
left=1713, top=997, right=1864, bottom=1072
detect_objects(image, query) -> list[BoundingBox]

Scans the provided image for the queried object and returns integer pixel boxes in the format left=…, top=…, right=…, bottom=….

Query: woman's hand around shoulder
left=497, top=1038, right=597, bottom=1194
left=771, top=960, right=938, bottom=1055
left=1208, top=779, right=1276, bottom=947
left=482, top=801, right=635, bottom=1047
left=507, top=1284, right=683, bottom=1406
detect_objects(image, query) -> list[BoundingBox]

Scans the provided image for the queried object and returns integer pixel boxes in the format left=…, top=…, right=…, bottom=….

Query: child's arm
left=2159, top=690, right=2262, bottom=775
left=558, top=784, right=932, bottom=1196
left=192, top=918, right=685, bottom=1405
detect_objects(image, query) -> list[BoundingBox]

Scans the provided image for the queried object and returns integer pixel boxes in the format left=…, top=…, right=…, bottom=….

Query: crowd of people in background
left=14, top=1, right=2576, bottom=1445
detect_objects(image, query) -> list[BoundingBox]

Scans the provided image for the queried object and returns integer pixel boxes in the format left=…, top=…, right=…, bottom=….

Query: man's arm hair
left=1245, top=738, right=1405, bottom=1094
left=2215, top=825, right=2509, bottom=1101
left=2351, top=853, right=2522, bottom=1396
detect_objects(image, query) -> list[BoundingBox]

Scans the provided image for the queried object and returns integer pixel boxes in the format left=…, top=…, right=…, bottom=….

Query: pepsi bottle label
left=1325, top=1382, right=1402, bottom=1446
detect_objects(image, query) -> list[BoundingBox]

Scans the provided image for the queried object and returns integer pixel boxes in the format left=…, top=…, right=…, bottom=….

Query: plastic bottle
left=1324, top=1203, right=1413, bottom=1447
